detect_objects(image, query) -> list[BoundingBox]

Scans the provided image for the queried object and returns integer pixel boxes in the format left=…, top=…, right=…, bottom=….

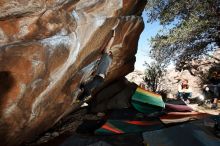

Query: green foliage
left=144, top=61, right=166, bottom=92
left=146, top=0, right=220, bottom=68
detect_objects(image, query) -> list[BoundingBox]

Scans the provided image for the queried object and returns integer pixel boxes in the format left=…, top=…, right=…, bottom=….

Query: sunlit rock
left=0, top=0, right=147, bottom=145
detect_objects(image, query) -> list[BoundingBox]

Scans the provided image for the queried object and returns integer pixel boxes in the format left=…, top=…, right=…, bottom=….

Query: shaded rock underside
left=0, top=0, right=147, bottom=145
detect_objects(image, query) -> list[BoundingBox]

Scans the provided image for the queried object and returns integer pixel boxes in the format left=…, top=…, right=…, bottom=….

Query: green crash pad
left=131, top=87, right=165, bottom=114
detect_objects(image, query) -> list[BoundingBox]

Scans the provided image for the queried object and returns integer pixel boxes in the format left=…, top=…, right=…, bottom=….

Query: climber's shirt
left=96, top=53, right=113, bottom=78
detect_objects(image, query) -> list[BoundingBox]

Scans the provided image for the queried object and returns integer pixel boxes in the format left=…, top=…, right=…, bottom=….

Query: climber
left=78, top=51, right=113, bottom=101
left=204, top=70, right=220, bottom=109
left=177, top=79, right=192, bottom=104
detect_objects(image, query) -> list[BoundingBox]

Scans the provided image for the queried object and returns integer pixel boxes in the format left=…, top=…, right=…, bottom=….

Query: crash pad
left=165, top=103, right=193, bottom=112
left=160, top=112, right=210, bottom=124
left=95, top=118, right=163, bottom=135
left=143, top=117, right=220, bottom=146
left=60, top=133, right=144, bottom=146
left=131, top=87, right=165, bottom=114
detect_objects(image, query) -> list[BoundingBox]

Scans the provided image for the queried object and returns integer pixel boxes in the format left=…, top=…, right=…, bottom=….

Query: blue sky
left=135, top=11, right=163, bottom=71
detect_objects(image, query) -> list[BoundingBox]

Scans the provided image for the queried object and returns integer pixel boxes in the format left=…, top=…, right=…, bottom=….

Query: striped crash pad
left=131, top=87, right=165, bottom=114
left=160, top=112, right=210, bottom=124
left=95, top=119, right=164, bottom=135
left=165, top=103, right=193, bottom=112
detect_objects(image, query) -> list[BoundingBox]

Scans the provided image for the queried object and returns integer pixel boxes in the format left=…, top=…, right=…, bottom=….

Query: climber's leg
left=78, top=75, right=104, bottom=101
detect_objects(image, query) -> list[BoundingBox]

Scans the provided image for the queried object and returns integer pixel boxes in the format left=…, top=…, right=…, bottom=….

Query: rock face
left=126, top=70, right=145, bottom=85
left=158, top=69, right=202, bottom=98
left=159, top=49, right=220, bottom=98
left=0, top=0, right=147, bottom=145
left=90, top=78, right=137, bottom=113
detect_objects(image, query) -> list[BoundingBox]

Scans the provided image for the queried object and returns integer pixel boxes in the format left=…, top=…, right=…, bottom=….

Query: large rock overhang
left=0, top=0, right=147, bottom=145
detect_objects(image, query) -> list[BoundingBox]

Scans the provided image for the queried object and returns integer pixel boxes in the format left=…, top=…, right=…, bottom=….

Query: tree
left=144, top=61, right=166, bottom=92
left=146, top=0, right=220, bottom=69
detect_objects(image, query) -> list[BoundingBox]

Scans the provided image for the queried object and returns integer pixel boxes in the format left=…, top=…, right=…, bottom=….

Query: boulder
left=159, top=49, right=220, bottom=98
left=90, top=78, right=137, bottom=113
left=158, top=69, right=202, bottom=98
left=0, top=0, right=147, bottom=145
left=126, top=70, right=145, bottom=85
